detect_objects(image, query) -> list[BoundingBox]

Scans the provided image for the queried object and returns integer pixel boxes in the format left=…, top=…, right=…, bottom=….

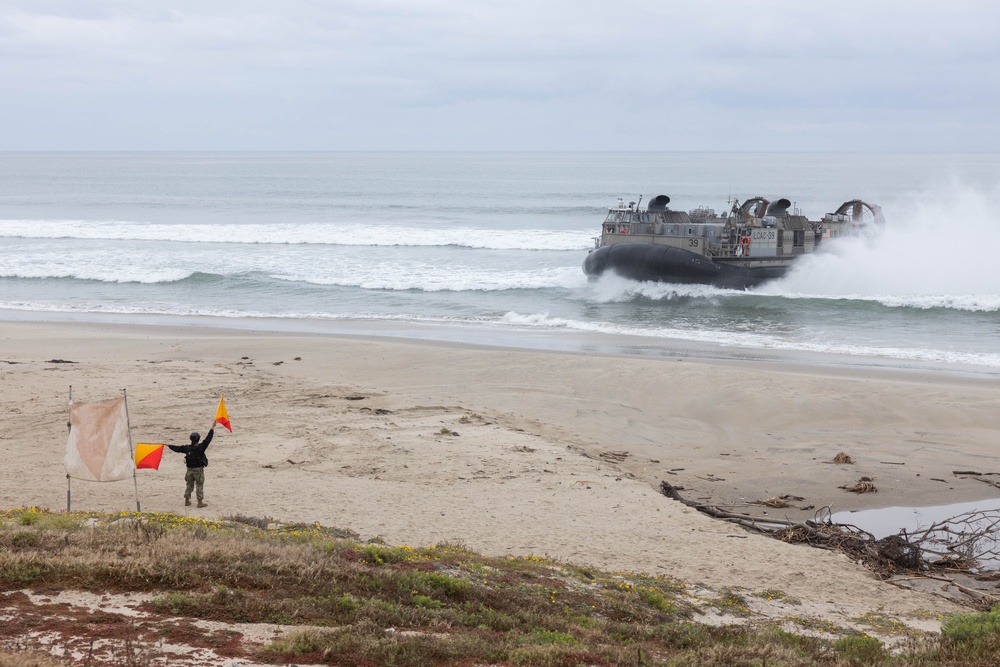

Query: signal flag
left=134, top=443, right=165, bottom=470
left=215, top=395, right=233, bottom=432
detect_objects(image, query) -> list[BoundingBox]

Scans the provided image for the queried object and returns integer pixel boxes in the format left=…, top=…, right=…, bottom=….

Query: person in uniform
left=168, top=427, right=214, bottom=508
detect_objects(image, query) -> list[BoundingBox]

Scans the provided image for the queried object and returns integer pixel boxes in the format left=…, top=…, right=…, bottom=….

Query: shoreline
left=4, top=308, right=999, bottom=379
left=4, top=318, right=1000, bottom=624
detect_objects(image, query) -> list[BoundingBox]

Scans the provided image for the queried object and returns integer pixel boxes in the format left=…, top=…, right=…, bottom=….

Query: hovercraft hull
left=583, top=243, right=789, bottom=290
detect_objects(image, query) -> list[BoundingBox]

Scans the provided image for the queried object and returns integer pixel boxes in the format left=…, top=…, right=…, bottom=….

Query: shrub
left=149, top=592, right=201, bottom=616
left=412, top=594, right=442, bottom=609
left=225, top=514, right=271, bottom=530
left=16, top=510, right=41, bottom=526
left=10, top=532, right=40, bottom=549
left=360, top=544, right=412, bottom=566
left=525, top=628, right=577, bottom=645
left=417, top=571, right=470, bottom=599
left=509, top=644, right=594, bottom=666
left=0, top=649, right=65, bottom=666
left=942, top=604, right=1000, bottom=643
left=832, top=634, right=887, bottom=665
left=0, top=563, right=44, bottom=585
left=638, top=587, right=674, bottom=615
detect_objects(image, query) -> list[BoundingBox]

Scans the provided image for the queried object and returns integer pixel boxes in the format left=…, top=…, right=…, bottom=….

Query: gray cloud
left=0, top=0, right=996, bottom=150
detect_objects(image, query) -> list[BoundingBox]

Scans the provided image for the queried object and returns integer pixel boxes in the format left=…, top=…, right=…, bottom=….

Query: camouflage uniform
left=184, top=467, right=206, bottom=502
left=168, top=428, right=213, bottom=505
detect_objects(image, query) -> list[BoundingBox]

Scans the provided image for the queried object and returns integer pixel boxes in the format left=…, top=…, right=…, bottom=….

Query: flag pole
left=123, top=389, right=140, bottom=512
left=67, top=385, right=73, bottom=512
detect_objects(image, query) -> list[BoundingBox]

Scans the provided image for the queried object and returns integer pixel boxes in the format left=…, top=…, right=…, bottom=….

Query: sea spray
left=764, top=182, right=1000, bottom=303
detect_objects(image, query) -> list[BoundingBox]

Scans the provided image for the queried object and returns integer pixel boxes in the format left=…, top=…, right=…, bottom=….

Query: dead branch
left=749, top=494, right=806, bottom=509
left=917, top=573, right=1000, bottom=609
left=972, top=476, right=1000, bottom=491
left=750, top=497, right=791, bottom=508
left=840, top=477, right=878, bottom=493
left=658, top=479, right=1000, bottom=591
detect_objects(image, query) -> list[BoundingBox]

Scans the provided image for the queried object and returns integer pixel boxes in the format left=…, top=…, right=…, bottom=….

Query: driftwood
left=909, top=510, right=1000, bottom=568
left=750, top=497, right=791, bottom=508
left=749, top=494, right=805, bottom=509
left=972, top=476, right=1000, bottom=491
left=840, top=477, right=878, bottom=494
left=661, top=481, right=798, bottom=531
left=659, top=480, right=1000, bottom=605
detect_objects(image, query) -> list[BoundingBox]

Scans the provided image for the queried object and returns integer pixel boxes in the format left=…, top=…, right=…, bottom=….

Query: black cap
left=190, top=432, right=200, bottom=443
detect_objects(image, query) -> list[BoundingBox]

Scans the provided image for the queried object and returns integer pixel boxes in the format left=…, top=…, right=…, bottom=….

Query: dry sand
left=4, top=320, right=1000, bottom=634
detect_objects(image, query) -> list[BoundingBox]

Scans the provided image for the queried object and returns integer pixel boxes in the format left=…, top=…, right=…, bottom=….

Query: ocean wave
left=0, top=301, right=506, bottom=326
left=0, top=218, right=594, bottom=251
left=269, top=266, right=585, bottom=292
left=587, top=273, right=1000, bottom=313
left=760, top=292, right=1000, bottom=313
left=0, top=267, right=195, bottom=284
left=0, top=265, right=586, bottom=292
left=3, top=296, right=997, bottom=368
left=497, top=311, right=1000, bottom=368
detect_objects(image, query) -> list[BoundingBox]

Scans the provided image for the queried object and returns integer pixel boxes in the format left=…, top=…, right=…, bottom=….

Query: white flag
left=64, top=398, right=133, bottom=482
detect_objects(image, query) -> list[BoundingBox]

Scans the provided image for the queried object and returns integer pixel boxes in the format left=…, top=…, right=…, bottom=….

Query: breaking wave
left=0, top=218, right=593, bottom=251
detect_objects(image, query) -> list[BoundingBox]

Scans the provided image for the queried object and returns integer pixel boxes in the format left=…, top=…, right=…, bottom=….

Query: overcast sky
left=1, top=1, right=997, bottom=151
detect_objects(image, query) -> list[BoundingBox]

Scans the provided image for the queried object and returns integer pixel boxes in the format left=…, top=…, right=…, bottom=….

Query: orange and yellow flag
left=215, top=395, right=232, bottom=432
left=134, top=443, right=165, bottom=470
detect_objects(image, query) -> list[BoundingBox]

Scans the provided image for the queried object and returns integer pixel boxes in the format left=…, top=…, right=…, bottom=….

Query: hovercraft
left=583, top=194, right=884, bottom=289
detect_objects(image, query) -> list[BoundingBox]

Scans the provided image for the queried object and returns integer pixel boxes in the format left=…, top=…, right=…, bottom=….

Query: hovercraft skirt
left=583, top=244, right=787, bottom=289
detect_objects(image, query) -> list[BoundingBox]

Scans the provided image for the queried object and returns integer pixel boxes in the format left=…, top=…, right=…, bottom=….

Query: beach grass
left=1, top=507, right=1000, bottom=666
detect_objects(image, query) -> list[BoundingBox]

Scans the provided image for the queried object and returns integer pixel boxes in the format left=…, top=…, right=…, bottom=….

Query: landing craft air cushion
left=583, top=195, right=885, bottom=289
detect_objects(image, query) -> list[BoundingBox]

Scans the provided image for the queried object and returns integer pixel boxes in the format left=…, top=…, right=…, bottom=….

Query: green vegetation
left=941, top=603, right=1000, bottom=643
left=832, top=634, right=888, bottom=664
left=755, top=588, right=802, bottom=605
left=710, top=588, right=753, bottom=617
left=1, top=506, right=1000, bottom=666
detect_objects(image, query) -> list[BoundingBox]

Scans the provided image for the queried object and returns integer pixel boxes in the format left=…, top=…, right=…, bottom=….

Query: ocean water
left=2, top=152, right=999, bottom=371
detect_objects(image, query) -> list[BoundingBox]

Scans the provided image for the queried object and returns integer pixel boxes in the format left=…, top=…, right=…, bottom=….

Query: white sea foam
left=270, top=264, right=583, bottom=292
left=584, top=273, right=736, bottom=303
left=762, top=183, right=1000, bottom=311
left=0, top=228, right=590, bottom=290
left=765, top=291, right=1000, bottom=312
left=0, top=244, right=196, bottom=284
left=498, top=311, right=1000, bottom=368
left=0, top=251, right=582, bottom=291
left=4, top=295, right=998, bottom=367
left=0, top=265, right=192, bottom=284
left=0, top=218, right=593, bottom=251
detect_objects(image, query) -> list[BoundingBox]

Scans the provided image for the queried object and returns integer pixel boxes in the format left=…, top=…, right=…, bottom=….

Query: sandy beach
left=4, top=319, right=1000, bottom=631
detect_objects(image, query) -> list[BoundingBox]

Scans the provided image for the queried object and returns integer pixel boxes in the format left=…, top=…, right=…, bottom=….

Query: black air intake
left=647, top=195, right=671, bottom=211
left=765, top=198, right=791, bottom=217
